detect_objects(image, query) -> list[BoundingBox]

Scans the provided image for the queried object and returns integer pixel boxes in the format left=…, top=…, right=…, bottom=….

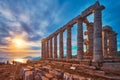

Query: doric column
left=41, top=40, right=44, bottom=59
left=54, top=35, right=58, bottom=58
left=102, top=30, right=108, bottom=58
left=77, top=18, right=83, bottom=59
left=43, top=40, right=46, bottom=58
left=86, top=23, right=94, bottom=57
left=46, top=40, right=49, bottom=58
left=108, top=31, right=117, bottom=58
left=44, top=40, right=47, bottom=58
left=42, top=39, right=46, bottom=59
left=59, top=31, right=64, bottom=58
left=112, top=32, right=117, bottom=57
left=93, top=3, right=103, bottom=62
left=67, top=25, right=72, bottom=59
left=49, top=38, right=53, bottom=58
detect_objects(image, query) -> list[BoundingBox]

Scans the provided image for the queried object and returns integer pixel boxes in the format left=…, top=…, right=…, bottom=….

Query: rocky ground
left=0, top=59, right=120, bottom=80
left=0, top=64, right=20, bottom=80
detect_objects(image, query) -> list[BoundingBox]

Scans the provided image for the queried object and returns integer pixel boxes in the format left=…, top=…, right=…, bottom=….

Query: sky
left=0, top=0, right=120, bottom=59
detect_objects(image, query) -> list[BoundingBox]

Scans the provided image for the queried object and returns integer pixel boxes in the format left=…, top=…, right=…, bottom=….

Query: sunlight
left=10, top=36, right=28, bottom=49
left=13, top=38, right=25, bottom=48
left=14, top=58, right=27, bottom=63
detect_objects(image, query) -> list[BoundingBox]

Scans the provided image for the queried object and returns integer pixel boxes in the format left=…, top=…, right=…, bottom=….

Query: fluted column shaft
left=50, top=38, right=53, bottom=58
left=102, top=31, right=108, bottom=58
left=41, top=41, right=44, bottom=59
left=44, top=41, right=47, bottom=58
left=77, top=19, right=83, bottom=59
left=54, top=35, right=57, bottom=58
left=93, top=8, right=103, bottom=62
left=67, top=26, right=72, bottom=59
left=46, top=40, right=49, bottom=58
left=108, top=32, right=117, bottom=57
left=86, top=23, right=94, bottom=57
left=113, top=33, right=117, bottom=57
left=59, top=31, right=64, bottom=58
left=42, top=40, right=46, bottom=59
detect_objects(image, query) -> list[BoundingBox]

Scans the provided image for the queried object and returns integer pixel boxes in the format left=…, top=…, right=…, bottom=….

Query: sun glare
left=11, top=36, right=28, bottom=49
left=14, top=58, right=27, bottom=63
left=13, top=38, right=25, bottom=48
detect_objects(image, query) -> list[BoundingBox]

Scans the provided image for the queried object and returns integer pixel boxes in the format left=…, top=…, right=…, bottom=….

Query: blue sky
left=0, top=0, right=120, bottom=58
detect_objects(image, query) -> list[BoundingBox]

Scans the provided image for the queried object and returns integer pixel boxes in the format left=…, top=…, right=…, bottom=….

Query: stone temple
left=41, top=1, right=118, bottom=62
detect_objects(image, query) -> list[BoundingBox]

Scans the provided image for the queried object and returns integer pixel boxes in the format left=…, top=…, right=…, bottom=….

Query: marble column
left=112, top=32, right=117, bottom=57
left=86, top=23, right=94, bottom=57
left=102, top=31, right=108, bottom=58
left=67, top=25, right=72, bottom=59
left=44, top=40, right=47, bottom=58
left=41, top=40, right=44, bottom=59
left=108, top=31, right=117, bottom=57
left=93, top=8, right=103, bottom=62
left=46, top=40, right=49, bottom=58
left=54, top=35, right=58, bottom=58
left=77, top=18, right=83, bottom=59
left=43, top=41, right=45, bottom=59
left=50, top=38, right=53, bottom=58
left=59, top=31, right=64, bottom=58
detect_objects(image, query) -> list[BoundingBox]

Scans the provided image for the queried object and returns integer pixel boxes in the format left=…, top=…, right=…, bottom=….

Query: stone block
left=101, top=62, right=120, bottom=74
left=41, top=76, right=49, bottom=80
left=24, top=71, right=34, bottom=80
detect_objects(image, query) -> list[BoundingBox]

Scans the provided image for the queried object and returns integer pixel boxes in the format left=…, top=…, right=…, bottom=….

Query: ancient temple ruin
left=41, top=1, right=117, bottom=62
left=19, top=2, right=120, bottom=80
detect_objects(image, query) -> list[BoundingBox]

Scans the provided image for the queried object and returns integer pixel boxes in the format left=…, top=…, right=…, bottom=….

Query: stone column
left=77, top=18, right=83, bottom=59
left=44, top=40, right=47, bottom=58
left=50, top=38, right=53, bottom=58
left=67, top=25, right=72, bottom=59
left=112, top=32, right=117, bottom=57
left=93, top=6, right=103, bottom=62
left=54, top=35, right=58, bottom=58
left=59, top=31, right=64, bottom=58
left=43, top=40, right=46, bottom=59
left=86, top=23, right=94, bottom=57
left=41, top=40, right=44, bottom=59
left=102, top=30, right=108, bottom=58
left=46, top=40, right=49, bottom=58
left=108, top=31, right=117, bottom=58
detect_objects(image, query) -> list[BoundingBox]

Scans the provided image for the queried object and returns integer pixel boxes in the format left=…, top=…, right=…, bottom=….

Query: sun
left=13, top=38, right=25, bottom=48
left=10, top=36, right=28, bottom=49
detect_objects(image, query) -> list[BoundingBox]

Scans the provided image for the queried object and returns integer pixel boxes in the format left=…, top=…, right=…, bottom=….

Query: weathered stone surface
left=49, top=69, right=63, bottom=79
left=86, top=23, right=94, bottom=57
left=107, top=31, right=117, bottom=57
left=54, top=35, right=58, bottom=58
left=34, top=73, right=42, bottom=80
left=50, top=38, right=53, bottom=58
left=45, top=73, right=54, bottom=79
left=59, top=31, right=64, bottom=58
left=63, top=72, right=72, bottom=80
left=102, top=30, right=108, bottom=58
left=24, top=71, right=34, bottom=80
left=101, top=63, right=120, bottom=74
left=77, top=18, right=83, bottom=59
left=93, top=5, right=103, bottom=62
left=41, top=76, right=49, bottom=80
left=66, top=26, right=72, bottom=59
